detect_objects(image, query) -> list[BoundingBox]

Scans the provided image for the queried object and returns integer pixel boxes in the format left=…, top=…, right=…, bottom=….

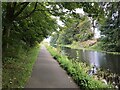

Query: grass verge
left=2, top=45, right=40, bottom=88
left=46, top=45, right=112, bottom=89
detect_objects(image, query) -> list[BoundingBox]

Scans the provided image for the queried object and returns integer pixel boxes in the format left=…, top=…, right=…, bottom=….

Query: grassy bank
left=46, top=45, right=111, bottom=89
left=2, top=45, right=40, bottom=88
left=89, top=42, right=120, bottom=55
left=61, top=42, right=120, bottom=55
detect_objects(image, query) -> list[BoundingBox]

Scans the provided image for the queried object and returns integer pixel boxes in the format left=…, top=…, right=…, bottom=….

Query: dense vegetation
left=2, top=2, right=120, bottom=88
left=3, top=45, right=40, bottom=88
left=50, top=2, right=120, bottom=53
left=47, top=45, right=111, bottom=89
left=50, top=15, right=94, bottom=46
left=2, top=3, right=59, bottom=87
left=2, top=2, right=58, bottom=54
left=100, top=2, right=120, bottom=52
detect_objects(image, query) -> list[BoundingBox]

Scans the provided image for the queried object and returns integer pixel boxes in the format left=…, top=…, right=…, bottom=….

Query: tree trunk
left=3, top=24, right=11, bottom=49
left=6, top=27, right=11, bottom=48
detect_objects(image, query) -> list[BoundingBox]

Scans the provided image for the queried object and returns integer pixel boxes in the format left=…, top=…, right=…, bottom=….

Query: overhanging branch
left=16, top=2, right=38, bottom=20
left=14, top=2, right=29, bottom=19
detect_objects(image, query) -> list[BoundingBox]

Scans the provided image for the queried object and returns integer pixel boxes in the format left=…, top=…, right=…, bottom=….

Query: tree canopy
left=2, top=2, right=107, bottom=55
left=50, top=15, right=94, bottom=46
left=100, top=2, right=120, bottom=52
left=50, top=2, right=120, bottom=52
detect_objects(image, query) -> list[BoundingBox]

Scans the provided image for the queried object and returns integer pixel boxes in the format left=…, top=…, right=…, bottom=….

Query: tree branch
left=16, top=2, right=38, bottom=20
left=13, top=2, right=17, bottom=7
left=14, top=2, right=29, bottom=19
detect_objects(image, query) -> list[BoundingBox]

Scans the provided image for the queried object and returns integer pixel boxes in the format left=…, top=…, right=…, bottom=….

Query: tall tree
left=100, top=2, right=120, bottom=52
left=51, top=15, right=94, bottom=46
left=2, top=2, right=104, bottom=49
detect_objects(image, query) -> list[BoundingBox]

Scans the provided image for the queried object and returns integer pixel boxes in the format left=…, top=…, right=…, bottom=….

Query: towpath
left=25, top=45, right=79, bottom=88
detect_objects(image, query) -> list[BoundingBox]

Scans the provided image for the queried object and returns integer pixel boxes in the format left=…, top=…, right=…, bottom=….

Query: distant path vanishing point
left=25, top=45, right=79, bottom=88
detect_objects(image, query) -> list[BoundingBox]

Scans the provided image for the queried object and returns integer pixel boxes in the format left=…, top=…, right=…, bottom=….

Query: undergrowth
left=46, top=45, right=112, bottom=89
left=2, top=45, right=40, bottom=88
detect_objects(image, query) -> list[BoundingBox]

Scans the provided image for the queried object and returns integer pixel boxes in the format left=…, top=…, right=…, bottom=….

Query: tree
left=100, top=2, right=120, bottom=52
left=2, top=2, right=104, bottom=50
left=50, top=33, right=59, bottom=47
left=51, top=15, right=94, bottom=46
left=2, top=2, right=58, bottom=47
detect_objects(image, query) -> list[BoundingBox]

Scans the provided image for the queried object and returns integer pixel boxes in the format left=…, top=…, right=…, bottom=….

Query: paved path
left=25, top=46, right=79, bottom=88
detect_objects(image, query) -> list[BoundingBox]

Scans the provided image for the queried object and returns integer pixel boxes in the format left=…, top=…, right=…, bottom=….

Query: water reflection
left=61, top=47, right=120, bottom=75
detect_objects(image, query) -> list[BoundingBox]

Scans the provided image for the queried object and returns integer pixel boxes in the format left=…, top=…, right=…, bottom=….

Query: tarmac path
left=25, top=45, right=79, bottom=88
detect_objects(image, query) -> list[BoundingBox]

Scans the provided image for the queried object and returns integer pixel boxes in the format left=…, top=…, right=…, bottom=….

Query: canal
left=61, top=47, right=120, bottom=75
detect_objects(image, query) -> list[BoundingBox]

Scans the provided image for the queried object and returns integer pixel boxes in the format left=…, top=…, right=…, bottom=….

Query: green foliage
left=2, top=45, right=40, bottom=88
left=2, top=2, right=105, bottom=47
left=2, top=2, right=59, bottom=53
left=46, top=46, right=111, bottom=89
left=100, top=2, right=120, bottom=52
left=76, top=16, right=94, bottom=41
left=2, top=2, right=104, bottom=52
left=89, top=42, right=104, bottom=51
left=2, top=2, right=105, bottom=88
left=50, top=15, right=94, bottom=46
left=50, top=33, right=59, bottom=46
left=49, top=2, right=120, bottom=53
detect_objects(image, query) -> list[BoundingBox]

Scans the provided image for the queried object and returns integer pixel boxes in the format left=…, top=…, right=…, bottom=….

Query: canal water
left=61, top=47, right=120, bottom=75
